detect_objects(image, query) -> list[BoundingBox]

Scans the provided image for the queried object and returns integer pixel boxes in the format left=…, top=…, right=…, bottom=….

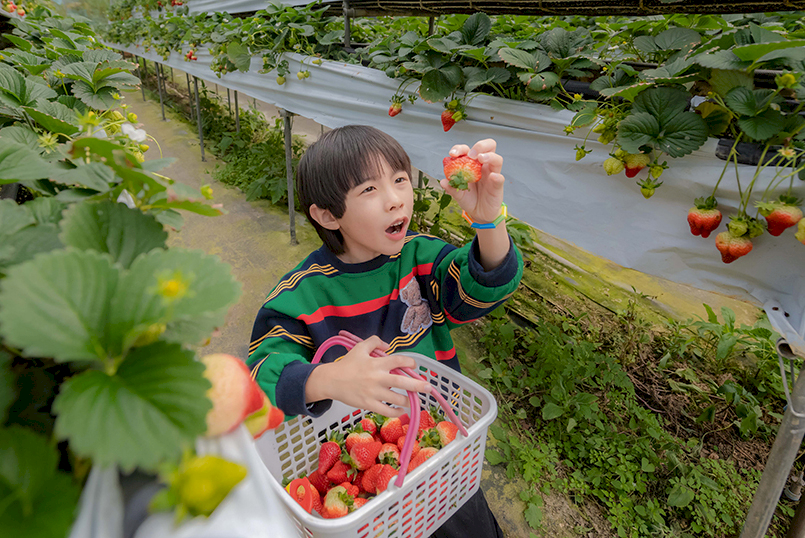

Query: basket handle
left=312, top=333, right=468, bottom=488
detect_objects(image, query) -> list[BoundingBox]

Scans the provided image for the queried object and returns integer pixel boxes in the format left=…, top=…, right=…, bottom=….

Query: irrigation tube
left=740, top=340, right=805, bottom=538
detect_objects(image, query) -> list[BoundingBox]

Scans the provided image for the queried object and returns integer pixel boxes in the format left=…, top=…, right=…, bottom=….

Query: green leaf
left=655, top=112, right=709, bottom=157
left=0, top=249, right=118, bottom=362
left=695, top=102, right=733, bottom=136
left=53, top=342, right=211, bottom=472
left=598, top=81, right=655, bottom=102
left=0, top=142, right=58, bottom=182
left=59, top=61, right=97, bottom=85
left=616, top=112, right=661, bottom=153
left=23, top=197, right=65, bottom=225
left=696, top=405, right=716, bottom=423
left=418, top=65, right=462, bottom=103
left=0, top=351, right=15, bottom=422
left=524, top=502, right=543, bottom=529
left=667, top=485, right=695, bottom=507
left=460, top=12, right=491, bottom=46
left=0, top=125, right=40, bottom=151
left=148, top=199, right=224, bottom=217
left=23, top=101, right=79, bottom=136
left=0, top=198, right=35, bottom=235
left=227, top=42, right=252, bottom=72
left=0, top=426, right=81, bottom=538
left=733, top=40, right=805, bottom=62
left=632, top=87, right=689, bottom=126
left=709, top=69, right=753, bottom=98
left=71, top=80, right=119, bottom=110
left=56, top=162, right=116, bottom=192
left=694, top=50, right=751, bottom=71
left=109, top=249, right=241, bottom=352
left=716, top=334, right=739, bottom=361
left=541, top=402, right=563, bottom=420
left=527, top=72, right=560, bottom=91
left=498, top=47, right=537, bottom=70
left=633, top=35, right=658, bottom=54
left=428, top=37, right=460, bottom=55
left=60, top=200, right=167, bottom=269
left=641, top=458, right=656, bottom=472
left=485, top=449, right=505, bottom=465
left=655, top=28, right=701, bottom=50
left=737, top=109, right=785, bottom=141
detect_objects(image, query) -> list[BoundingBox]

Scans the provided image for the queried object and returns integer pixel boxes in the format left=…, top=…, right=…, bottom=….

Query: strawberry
left=388, top=95, right=403, bottom=117
left=347, top=440, right=382, bottom=471
left=715, top=231, right=753, bottom=264
left=397, top=425, right=420, bottom=459
left=378, top=443, right=400, bottom=467
left=443, top=155, right=482, bottom=191
left=311, top=488, right=323, bottom=514
left=399, top=413, right=410, bottom=426
left=326, top=460, right=353, bottom=483
left=375, top=464, right=398, bottom=493
left=307, top=469, right=331, bottom=496
left=418, top=409, right=436, bottom=435
left=408, top=447, right=439, bottom=472
left=361, top=464, right=384, bottom=494
left=756, top=196, right=803, bottom=236
left=440, top=109, right=456, bottom=132
left=276, top=75, right=286, bottom=85
left=338, top=481, right=360, bottom=498
left=418, top=428, right=441, bottom=449
left=637, top=178, right=662, bottom=200
left=353, top=497, right=368, bottom=510
left=623, top=153, right=651, bottom=178
left=687, top=196, right=722, bottom=238
left=345, top=429, right=373, bottom=453
left=380, top=417, right=404, bottom=444
left=321, top=486, right=352, bottom=519
left=359, top=416, right=378, bottom=437
left=318, top=434, right=343, bottom=475
left=796, top=218, right=805, bottom=245
left=435, top=421, right=458, bottom=447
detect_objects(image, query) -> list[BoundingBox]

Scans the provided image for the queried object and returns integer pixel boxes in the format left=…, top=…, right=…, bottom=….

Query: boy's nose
left=385, top=190, right=403, bottom=211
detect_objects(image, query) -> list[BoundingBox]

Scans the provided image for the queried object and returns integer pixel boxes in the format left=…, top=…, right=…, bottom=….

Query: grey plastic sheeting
left=184, top=0, right=315, bottom=14
left=113, top=42, right=805, bottom=354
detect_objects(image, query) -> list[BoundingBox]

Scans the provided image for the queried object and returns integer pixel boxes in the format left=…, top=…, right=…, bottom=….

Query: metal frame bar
left=185, top=72, right=195, bottom=123
left=227, top=88, right=231, bottom=115
left=234, top=90, right=240, bottom=132
left=156, top=63, right=166, bottom=121
left=281, top=109, right=297, bottom=245
left=141, top=58, right=147, bottom=101
left=193, top=76, right=205, bottom=162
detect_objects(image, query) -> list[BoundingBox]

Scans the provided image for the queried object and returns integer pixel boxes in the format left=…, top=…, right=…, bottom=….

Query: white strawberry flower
left=121, top=123, right=147, bottom=142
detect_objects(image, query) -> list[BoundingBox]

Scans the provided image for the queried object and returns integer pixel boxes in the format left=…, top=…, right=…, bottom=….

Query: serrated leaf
left=0, top=426, right=81, bottom=538
left=23, top=197, right=65, bottom=225
left=52, top=342, right=211, bottom=472
left=23, top=101, right=79, bottom=136
left=633, top=35, right=658, bottom=54
left=57, top=94, right=88, bottom=115
left=83, top=49, right=122, bottom=64
left=696, top=102, right=733, bottom=136
left=668, top=485, right=695, bottom=507
left=460, top=12, right=491, bottom=46
left=485, top=449, right=505, bottom=465
left=616, top=112, right=661, bottom=153
left=0, top=125, right=40, bottom=151
left=733, top=40, right=805, bottom=62
left=709, top=69, right=753, bottom=98
left=60, top=61, right=97, bottom=85
left=109, top=248, right=241, bottom=352
left=524, top=502, right=543, bottom=529
left=226, top=42, right=251, bottom=72
left=654, top=112, right=709, bottom=157
left=428, top=37, right=460, bottom=55
left=56, top=162, right=116, bottom=192
left=0, top=249, right=117, bottom=362
left=71, top=80, right=119, bottom=110
left=60, top=200, right=167, bottom=269
left=738, top=109, right=785, bottom=141
left=694, top=50, right=751, bottom=71
left=498, top=47, right=537, bottom=70
left=418, top=65, right=462, bottom=103
left=527, top=72, right=560, bottom=91
left=570, top=101, right=598, bottom=127
left=632, top=87, right=690, bottom=125
left=0, top=142, right=58, bottom=182
left=655, top=27, right=701, bottom=50
left=599, top=81, right=654, bottom=102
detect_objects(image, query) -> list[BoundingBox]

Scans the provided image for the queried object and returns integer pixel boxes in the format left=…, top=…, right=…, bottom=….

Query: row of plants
left=478, top=297, right=794, bottom=537
left=101, top=5, right=805, bottom=264
left=0, top=9, right=274, bottom=537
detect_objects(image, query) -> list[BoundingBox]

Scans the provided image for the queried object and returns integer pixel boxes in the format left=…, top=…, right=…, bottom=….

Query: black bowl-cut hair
left=296, top=125, right=412, bottom=255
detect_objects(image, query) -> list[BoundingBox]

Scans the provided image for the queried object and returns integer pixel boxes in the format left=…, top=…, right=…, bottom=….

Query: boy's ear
left=309, top=204, right=340, bottom=231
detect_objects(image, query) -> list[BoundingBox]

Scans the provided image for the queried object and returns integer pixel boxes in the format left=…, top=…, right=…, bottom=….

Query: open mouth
left=386, top=218, right=406, bottom=235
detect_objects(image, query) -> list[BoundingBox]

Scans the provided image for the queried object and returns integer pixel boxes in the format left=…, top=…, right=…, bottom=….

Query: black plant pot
left=715, top=139, right=798, bottom=168
left=0, top=183, right=20, bottom=201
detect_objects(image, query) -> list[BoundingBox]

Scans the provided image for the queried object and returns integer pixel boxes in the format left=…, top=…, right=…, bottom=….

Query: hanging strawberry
left=756, top=195, right=803, bottom=236
left=687, top=196, right=722, bottom=238
left=388, top=94, right=403, bottom=117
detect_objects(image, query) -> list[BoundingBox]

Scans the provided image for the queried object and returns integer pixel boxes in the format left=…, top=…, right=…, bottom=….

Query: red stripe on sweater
left=434, top=348, right=456, bottom=361
left=298, top=263, right=434, bottom=324
left=444, top=309, right=475, bottom=325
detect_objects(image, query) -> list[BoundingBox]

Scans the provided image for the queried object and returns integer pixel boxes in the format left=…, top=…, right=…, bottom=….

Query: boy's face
left=332, top=158, right=414, bottom=264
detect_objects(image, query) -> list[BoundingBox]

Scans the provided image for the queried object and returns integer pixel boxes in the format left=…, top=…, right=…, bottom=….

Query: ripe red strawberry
left=345, top=430, right=373, bottom=453
left=440, top=109, right=457, bottom=132
left=397, top=427, right=420, bottom=459
left=688, top=196, right=722, bottom=238
left=318, top=435, right=343, bottom=475
left=326, top=460, right=353, bottom=483
left=389, top=100, right=402, bottom=117
left=378, top=443, right=400, bottom=467
left=375, top=464, right=398, bottom=493
left=715, top=231, right=753, bottom=264
left=347, top=440, right=382, bottom=471
left=418, top=409, right=436, bottom=436
left=311, top=488, right=323, bottom=514
left=361, top=463, right=384, bottom=494
left=435, top=421, right=458, bottom=447
left=623, top=153, right=651, bottom=178
left=408, top=446, right=439, bottom=472
left=360, top=416, right=378, bottom=437
left=338, top=481, right=360, bottom=498
left=307, top=469, right=330, bottom=496
left=757, top=198, right=803, bottom=236
left=321, top=486, right=352, bottom=519
left=380, top=417, right=404, bottom=444
left=353, top=497, right=368, bottom=509
left=443, top=155, right=482, bottom=191
left=399, top=413, right=410, bottom=426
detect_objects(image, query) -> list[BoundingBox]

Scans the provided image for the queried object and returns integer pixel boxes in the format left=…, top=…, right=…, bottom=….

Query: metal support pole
left=234, top=91, right=240, bottom=132
left=282, top=109, right=297, bottom=245
left=193, top=76, right=205, bottom=162
left=186, top=73, right=194, bottom=123
left=140, top=58, right=146, bottom=101
left=740, top=339, right=805, bottom=538
left=227, top=88, right=231, bottom=115
left=428, top=16, right=435, bottom=36
left=786, top=490, right=805, bottom=538
left=156, top=63, right=166, bottom=121
left=417, top=169, right=424, bottom=203
left=342, top=0, right=351, bottom=50
left=170, top=66, right=174, bottom=83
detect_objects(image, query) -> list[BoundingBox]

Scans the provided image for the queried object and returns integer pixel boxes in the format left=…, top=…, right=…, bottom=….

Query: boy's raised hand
left=440, top=139, right=505, bottom=224
left=306, top=335, right=432, bottom=418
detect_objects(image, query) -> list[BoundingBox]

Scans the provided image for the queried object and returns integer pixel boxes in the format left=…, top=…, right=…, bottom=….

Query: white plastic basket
left=254, top=352, right=497, bottom=538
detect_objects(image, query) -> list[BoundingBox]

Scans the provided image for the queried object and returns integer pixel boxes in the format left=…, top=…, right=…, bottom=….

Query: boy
left=248, top=125, right=522, bottom=537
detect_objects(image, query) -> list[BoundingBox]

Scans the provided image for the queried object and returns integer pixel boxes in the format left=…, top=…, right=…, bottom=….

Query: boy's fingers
left=468, top=139, right=496, bottom=159
left=478, top=152, right=503, bottom=173
left=487, top=172, right=505, bottom=187
left=386, top=372, right=432, bottom=394
left=448, top=144, right=470, bottom=157
left=357, top=335, right=389, bottom=355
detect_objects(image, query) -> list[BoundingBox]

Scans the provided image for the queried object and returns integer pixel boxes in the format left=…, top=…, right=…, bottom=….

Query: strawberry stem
left=711, top=133, right=742, bottom=198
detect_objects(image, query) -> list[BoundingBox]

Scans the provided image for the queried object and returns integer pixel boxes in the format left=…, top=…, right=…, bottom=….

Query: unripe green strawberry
left=796, top=218, right=805, bottom=245
left=276, top=75, right=286, bottom=85
left=297, top=71, right=305, bottom=80
left=312, top=58, right=322, bottom=65
left=603, top=157, right=624, bottom=176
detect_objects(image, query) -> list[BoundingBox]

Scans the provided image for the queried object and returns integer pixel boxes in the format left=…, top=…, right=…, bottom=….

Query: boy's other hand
left=306, top=335, right=432, bottom=417
left=440, top=139, right=505, bottom=224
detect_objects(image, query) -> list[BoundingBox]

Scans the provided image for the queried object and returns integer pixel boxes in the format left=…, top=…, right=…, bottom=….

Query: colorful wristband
left=462, top=203, right=507, bottom=229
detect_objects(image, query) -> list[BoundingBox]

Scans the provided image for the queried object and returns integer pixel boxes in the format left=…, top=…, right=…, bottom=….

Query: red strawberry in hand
left=443, top=155, right=482, bottom=191
left=687, top=196, right=722, bottom=238
left=756, top=196, right=803, bottom=236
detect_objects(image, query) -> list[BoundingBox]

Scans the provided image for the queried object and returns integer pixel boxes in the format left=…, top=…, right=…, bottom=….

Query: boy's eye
left=361, top=185, right=375, bottom=194
left=395, top=176, right=408, bottom=183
